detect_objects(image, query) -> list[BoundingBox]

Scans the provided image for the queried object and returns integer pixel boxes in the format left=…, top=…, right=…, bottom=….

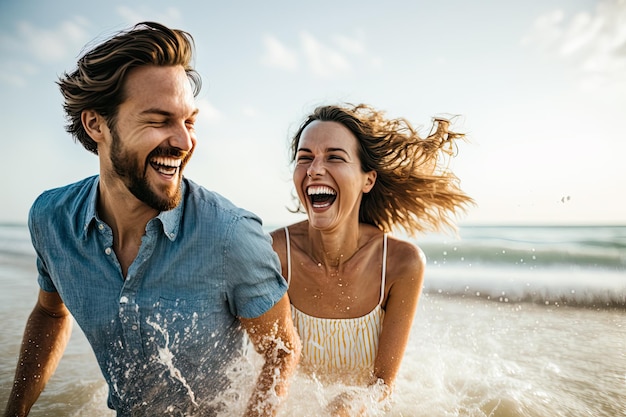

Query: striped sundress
left=284, top=227, right=387, bottom=385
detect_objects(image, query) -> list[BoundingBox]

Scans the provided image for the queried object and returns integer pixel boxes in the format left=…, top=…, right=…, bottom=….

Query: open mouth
left=307, top=185, right=337, bottom=208
left=150, top=155, right=181, bottom=176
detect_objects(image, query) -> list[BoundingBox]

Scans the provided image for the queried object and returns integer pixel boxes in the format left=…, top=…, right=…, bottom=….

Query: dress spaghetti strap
left=284, top=226, right=292, bottom=284
left=379, top=233, right=388, bottom=306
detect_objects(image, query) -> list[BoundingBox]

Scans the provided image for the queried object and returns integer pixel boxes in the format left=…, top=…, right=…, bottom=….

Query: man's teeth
left=151, top=156, right=182, bottom=168
left=151, top=156, right=181, bottom=175
left=307, top=186, right=336, bottom=196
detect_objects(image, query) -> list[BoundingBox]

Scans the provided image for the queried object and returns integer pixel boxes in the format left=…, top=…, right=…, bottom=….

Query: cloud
left=260, top=30, right=380, bottom=78
left=521, top=0, right=626, bottom=89
left=333, top=31, right=383, bottom=70
left=261, top=35, right=298, bottom=71
left=332, top=33, right=366, bottom=55
left=0, top=17, right=91, bottom=63
left=0, top=17, right=91, bottom=86
left=300, top=31, right=352, bottom=78
left=196, top=97, right=223, bottom=125
left=0, top=10, right=182, bottom=87
left=520, top=9, right=565, bottom=50
left=241, top=106, right=260, bottom=118
left=0, top=60, right=38, bottom=87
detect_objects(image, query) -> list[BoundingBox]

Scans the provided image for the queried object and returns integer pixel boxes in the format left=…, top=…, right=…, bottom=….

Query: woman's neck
left=307, top=222, right=362, bottom=269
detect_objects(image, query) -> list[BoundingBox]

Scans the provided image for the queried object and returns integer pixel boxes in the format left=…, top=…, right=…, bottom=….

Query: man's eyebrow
left=140, top=108, right=171, bottom=117
left=139, top=108, right=200, bottom=118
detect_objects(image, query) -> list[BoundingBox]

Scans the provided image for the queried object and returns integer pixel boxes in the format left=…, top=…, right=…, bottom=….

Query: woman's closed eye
left=296, top=155, right=313, bottom=164
left=327, top=154, right=346, bottom=162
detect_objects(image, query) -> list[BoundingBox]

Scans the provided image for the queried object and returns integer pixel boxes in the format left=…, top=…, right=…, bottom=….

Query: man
left=4, top=22, right=299, bottom=417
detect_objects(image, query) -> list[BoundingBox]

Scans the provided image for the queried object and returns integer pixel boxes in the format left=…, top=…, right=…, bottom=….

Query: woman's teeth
left=307, top=186, right=337, bottom=208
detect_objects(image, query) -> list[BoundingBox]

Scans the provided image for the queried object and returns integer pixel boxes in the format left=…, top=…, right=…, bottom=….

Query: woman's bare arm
left=374, top=240, right=425, bottom=387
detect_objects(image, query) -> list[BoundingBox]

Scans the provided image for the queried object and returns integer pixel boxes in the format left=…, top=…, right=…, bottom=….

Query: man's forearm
left=244, top=344, right=300, bottom=417
left=4, top=306, right=72, bottom=417
left=240, top=295, right=302, bottom=417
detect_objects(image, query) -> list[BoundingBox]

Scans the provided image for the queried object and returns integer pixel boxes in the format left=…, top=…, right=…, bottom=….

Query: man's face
left=105, top=65, right=198, bottom=211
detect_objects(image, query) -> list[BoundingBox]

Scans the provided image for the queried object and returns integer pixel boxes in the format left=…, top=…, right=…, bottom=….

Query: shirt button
left=105, top=247, right=112, bottom=255
left=120, top=296, right=129, bottom=304
left=131, top=325, right=138, bottom=331
left=98, top=223, right=104, bottom=230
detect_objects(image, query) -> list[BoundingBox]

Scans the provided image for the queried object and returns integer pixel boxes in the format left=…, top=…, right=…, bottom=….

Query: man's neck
left=97, top=181, right=159, bottom=277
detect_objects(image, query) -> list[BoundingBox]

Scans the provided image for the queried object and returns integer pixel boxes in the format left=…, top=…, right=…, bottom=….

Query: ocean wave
left=423, top=265, right=626, bottom=309
left=420, top=242, right=626, bottom=269
left=415, top=225, right=626, bottom=269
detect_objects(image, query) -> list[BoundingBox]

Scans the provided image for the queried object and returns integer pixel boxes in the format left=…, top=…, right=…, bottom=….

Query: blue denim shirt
left=28, top=175, right=287, bottom=416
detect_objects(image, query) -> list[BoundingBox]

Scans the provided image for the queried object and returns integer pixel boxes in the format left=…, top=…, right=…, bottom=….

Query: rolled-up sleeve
left=223, top=215, right=287, bottom=319
left=29, top=195, right=58, bottom=293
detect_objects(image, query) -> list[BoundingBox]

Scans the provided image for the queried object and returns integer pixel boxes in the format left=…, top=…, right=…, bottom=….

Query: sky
left=1, top=0, right=625, bottom=227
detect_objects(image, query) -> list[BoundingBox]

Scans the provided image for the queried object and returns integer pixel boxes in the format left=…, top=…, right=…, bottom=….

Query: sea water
left=1, top=224, right=624, bottom=416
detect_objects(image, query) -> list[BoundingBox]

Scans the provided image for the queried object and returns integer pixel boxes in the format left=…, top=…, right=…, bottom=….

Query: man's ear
left=81, top=110, right=108, bottom=144
left=363, top=170, right=377, bottom=194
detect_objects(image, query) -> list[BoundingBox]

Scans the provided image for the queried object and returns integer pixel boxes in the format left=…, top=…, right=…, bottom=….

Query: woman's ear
left=362, top=170, right=377, bottom=194
left=81, top=110, right=107, bottom=144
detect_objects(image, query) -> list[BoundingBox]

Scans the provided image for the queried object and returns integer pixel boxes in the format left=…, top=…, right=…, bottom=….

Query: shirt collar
left=81, top=176, right=185, bottom=242
left=81, top=176, right=100, bottom=239
left=156, top=180, right=185, bottom=242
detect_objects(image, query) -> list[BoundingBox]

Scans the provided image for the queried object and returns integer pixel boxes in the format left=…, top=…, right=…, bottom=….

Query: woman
left=271, top=103, right=473, bottom=415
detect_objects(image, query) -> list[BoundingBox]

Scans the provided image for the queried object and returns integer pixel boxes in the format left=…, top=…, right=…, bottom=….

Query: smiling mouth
left=307, top=185, right=337, bottom=208
left=150, top=155, right=182, bottom=176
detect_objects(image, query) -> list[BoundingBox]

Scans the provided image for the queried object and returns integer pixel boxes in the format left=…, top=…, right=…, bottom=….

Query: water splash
left=145, top=318, right=198, bottom=407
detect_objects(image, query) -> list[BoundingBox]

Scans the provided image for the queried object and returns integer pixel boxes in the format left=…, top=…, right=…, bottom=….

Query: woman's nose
left=307, top=157, right=325, bottom=177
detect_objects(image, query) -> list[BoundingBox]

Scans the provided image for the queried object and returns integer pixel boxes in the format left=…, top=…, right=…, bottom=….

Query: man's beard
left=109, top=127, right=191, bottom=211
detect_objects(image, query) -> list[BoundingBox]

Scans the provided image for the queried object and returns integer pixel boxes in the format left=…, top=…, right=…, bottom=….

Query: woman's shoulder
left=385, top=235, right=426, bottom=281
left=387, top=234, right=424, bottom=259
left=270, top=221, right=308, bottom=251
left=272, top=221, right=309, bottom=239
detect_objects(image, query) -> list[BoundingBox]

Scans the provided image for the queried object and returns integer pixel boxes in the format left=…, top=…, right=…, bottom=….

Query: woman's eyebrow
left=326, top=147, right=349, bottom=154
left=296, top=147, right=349, bottom=154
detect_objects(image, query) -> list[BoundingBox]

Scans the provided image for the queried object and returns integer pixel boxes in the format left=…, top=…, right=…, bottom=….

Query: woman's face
left=293, top=120, right=376, bottom=231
